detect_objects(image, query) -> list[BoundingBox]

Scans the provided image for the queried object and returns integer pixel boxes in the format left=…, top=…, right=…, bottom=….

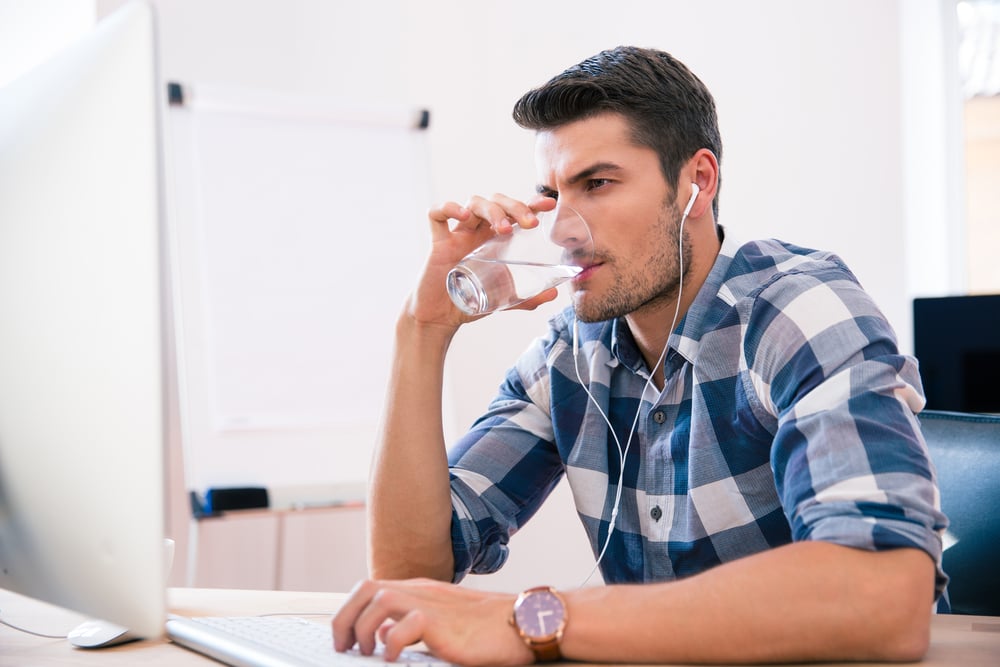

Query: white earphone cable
left=575, top=184, right=698, bottom=587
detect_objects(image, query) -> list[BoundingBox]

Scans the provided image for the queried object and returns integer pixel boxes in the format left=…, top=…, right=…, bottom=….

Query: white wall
left=78, top=0, right=963, bottom=591
left=0, top=0, right=94, bottom=87
left=84, top=0, right=962, bottom=433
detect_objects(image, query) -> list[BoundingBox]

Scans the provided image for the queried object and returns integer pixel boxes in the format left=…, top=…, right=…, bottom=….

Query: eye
left=586, top=178, right=612, bottom=191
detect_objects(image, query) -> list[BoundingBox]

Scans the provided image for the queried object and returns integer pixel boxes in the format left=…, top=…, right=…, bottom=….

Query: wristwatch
left=510, top=586, right=567, bottom=662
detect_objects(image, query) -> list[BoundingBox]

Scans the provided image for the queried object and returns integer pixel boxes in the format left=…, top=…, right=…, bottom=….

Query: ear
left=684, top=148, right=720, bottom=220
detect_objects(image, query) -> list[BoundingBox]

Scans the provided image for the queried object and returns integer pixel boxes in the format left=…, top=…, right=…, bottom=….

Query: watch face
left=513, top=589, right=566, bottom=640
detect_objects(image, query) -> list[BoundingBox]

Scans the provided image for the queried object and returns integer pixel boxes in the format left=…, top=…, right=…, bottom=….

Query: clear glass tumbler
left=446, top=204, right=593, bottom=315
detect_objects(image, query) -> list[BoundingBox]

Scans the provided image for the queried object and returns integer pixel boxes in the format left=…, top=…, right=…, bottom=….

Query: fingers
left=414, top=193, right=560, bottom=326
left=331, top=579, right=430, bottom=656
left=334, top=579, right=529, bottom=666
left=467, top=193, right=538, bottom=232
left=510, top=286, right=559, bottom=312
left=379, top=609, right=427, bottom=662
left=331, top=579, right=370, bottom=652
left=428, top=193, right=548, bottom=239
left=427, top=200, right=470, bottom=232
left=352, top=588, right=400, bottom=655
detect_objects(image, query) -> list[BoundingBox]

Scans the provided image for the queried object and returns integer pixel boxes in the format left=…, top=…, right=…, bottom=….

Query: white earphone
left=683, top=182, right=700, bottom=218
left=574, top=182, right=699, bottom=586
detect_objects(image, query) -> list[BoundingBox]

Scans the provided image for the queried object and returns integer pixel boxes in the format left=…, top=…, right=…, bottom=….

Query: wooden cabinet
left=176, top=482, right=597, bottom=593
left=186, top=505, right=368, bottom=592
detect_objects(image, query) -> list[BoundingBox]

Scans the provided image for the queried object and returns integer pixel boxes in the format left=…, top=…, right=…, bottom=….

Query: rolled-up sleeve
left=743, top=267, right=949, bottom=598
left=447, top=332, right=565, bottom=582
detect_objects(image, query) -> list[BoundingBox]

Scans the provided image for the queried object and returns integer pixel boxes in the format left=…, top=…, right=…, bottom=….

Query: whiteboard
left=164, top=83, right=431, bottom=504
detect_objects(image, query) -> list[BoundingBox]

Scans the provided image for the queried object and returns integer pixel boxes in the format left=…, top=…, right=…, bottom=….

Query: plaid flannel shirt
left=447, top=229, right=948, bottom=598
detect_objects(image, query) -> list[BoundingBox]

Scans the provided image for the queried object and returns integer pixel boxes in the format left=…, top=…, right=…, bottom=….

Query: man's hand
left=366, top=194, right=558, bottom=583
left=408, top=194, right=558, bottom=331
left=331, top=578, right=534, bottom=666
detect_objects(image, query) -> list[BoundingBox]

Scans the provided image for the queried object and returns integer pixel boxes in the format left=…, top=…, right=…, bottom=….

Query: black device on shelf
left=913, top=294, right=1000, bottom=413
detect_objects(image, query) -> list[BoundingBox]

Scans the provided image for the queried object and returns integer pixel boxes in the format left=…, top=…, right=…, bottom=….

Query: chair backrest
left=918, top=409, right=1000, bottom=615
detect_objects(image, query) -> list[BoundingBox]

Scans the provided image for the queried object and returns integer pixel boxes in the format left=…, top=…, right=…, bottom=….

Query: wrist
left=510, top=586, right=567, bottom=662
left=395, top=310, right=457, bottom=355
left=398, top=302, right=459, bottom=336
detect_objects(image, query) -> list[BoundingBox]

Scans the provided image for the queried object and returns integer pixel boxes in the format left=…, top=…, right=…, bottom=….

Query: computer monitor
left=0, top=0, right=168, bottom=639
left=913, top=294, right=1000, bottom=414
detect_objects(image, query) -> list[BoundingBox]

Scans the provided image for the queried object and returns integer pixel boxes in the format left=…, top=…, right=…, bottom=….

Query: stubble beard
left=573, top=198, right=692, bottom=324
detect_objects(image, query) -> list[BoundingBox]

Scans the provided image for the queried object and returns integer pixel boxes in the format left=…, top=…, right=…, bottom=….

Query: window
left=957, top=1, right=1000, bottom=293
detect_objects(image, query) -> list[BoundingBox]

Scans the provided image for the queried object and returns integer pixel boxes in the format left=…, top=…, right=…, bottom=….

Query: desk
left=2, top=587, right=999, bottom=666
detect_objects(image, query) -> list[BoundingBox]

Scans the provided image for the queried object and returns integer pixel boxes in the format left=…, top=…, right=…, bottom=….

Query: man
left=332, top=46, right=947, bottom=665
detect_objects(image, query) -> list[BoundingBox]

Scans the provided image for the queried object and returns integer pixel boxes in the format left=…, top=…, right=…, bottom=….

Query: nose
left=549, top=204, right=592, bottom=255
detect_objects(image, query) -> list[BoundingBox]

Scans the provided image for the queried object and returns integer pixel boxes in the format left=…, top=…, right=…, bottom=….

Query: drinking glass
left=446, top=204, right=593, bottom=315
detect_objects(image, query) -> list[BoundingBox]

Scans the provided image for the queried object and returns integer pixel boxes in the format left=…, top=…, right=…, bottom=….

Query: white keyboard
left=166, top=614, right=453, bottom=667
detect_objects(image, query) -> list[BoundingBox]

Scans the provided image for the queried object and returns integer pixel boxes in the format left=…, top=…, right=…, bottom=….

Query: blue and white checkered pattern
left=447, top=230, right=948, bottom=598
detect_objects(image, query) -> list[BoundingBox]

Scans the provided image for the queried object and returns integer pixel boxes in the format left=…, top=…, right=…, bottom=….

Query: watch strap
left=530, top=636, right=562, bottom=662
left=511, top=586, right=566, bottom=662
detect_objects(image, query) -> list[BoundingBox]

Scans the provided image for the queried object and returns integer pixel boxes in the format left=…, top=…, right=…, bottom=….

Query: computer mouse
left=67, top=619, right=138, bottom=648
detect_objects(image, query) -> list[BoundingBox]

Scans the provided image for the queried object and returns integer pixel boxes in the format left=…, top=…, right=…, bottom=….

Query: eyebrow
left=536, top=161, right=624, bottom=197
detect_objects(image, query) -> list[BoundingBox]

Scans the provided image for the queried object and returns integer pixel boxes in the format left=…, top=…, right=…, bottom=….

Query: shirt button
left=650, top=506, right=663, bottom=522
left=652, top=410, right=666, bottom=424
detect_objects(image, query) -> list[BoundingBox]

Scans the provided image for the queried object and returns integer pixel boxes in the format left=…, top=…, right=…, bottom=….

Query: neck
left=624, top=299, right=682, bottom=391
left=625, top=223, right=721, bottom=390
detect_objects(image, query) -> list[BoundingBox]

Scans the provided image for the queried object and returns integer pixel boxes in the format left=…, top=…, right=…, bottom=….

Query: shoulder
left=714, top=238, right=885, bottom=329
left=707, top=235, right=898, bottom=365
left=721, top=238, right=858, bottom=303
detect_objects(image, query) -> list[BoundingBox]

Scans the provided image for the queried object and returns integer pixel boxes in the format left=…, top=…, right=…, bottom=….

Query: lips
left=573, top=263, right=601, bottom=282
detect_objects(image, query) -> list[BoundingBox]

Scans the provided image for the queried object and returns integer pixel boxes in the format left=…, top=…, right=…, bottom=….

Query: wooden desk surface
left=1, top=587, right=998, bottom=666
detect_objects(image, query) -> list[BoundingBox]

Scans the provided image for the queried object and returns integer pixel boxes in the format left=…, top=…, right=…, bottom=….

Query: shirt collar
left=609, top=225, right=743, bottom=376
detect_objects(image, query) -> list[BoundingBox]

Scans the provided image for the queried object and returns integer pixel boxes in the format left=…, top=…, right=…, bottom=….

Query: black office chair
left=918, top=409, right=1000, bottom=616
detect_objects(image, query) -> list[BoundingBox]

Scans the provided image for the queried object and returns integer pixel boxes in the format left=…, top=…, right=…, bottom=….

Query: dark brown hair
left=512, top=46, right=722, bottom=217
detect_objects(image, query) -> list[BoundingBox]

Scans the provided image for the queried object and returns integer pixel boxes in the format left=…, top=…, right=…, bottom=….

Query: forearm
left=367, top=313, right=458, bottom=581
left=561, top=542, right=935, bottom=664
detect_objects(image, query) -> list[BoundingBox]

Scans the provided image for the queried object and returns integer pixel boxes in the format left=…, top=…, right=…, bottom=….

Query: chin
left=572, top=296, right=611, bottom=324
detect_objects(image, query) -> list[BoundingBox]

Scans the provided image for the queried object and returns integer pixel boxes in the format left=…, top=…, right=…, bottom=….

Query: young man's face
left=535, top=112, right=688, bottom=323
